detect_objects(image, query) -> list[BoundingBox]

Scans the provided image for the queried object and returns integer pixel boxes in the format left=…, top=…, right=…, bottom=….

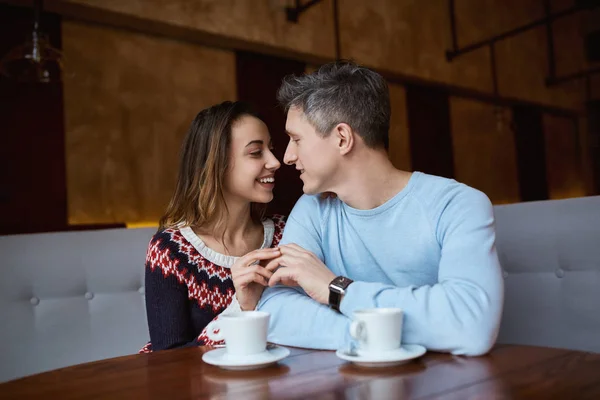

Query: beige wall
left=63, top=21, right=236, bottom=224
left=339, top=0, right=492, bottom=92
left=340, top=0, right=585, bottom=110
left=63, top=0, right=336, bottom=59
left=60, top=0, right=588, bottom=111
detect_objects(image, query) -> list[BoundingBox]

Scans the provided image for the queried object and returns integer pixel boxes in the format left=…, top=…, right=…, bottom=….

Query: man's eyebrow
left=245, top=140, right=264, bottom=147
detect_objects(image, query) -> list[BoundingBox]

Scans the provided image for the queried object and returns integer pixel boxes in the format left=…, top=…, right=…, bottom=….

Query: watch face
left=331, top=276, right=353, bottom=290
left=335, top=276, right=351, bottom=286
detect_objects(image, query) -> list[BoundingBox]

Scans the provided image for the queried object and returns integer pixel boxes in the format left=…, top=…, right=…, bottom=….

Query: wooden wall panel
left=592, top=75, right=600, bottom=100
left=338, top=0, right=492, bottom=93
left=543, top=114, right=586, bottom=199
left=388, top=83, right=411, bottom=171
left=236, top=51, right=306, bottom=217
left=457, top=0, right=584, bottom=110
left=587, top=101, right=600, bottom=194
left=552, top=4, right=587, bottom=78
left=406, top=85, right=454, bottom=179
left=577, top=115, right=595, bottom=196
left=63, top=21, right=236, bottom=225
left=513, top=105, right=549, bottom=201
left=338, top=0, right=585, bottom=111
left=450, top=98, right=520, bottom=204
left=5, top=0, right=587, bottom=112
left=0, top=4, right=67, bottom=234
left=63, top=0, right=336, bottom=58
left=495, top=14, right=584, bottom=112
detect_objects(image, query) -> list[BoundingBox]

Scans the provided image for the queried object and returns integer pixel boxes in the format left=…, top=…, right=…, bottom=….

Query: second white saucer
left=202, top=345, right=290, bottom=371
left=335, top=344, right=427, bottom=368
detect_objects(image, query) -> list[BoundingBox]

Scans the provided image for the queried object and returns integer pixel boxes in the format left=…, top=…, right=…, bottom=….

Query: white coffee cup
left=349, top=308, right=403, bottom=355
left=206, top=311, right=270, bottom=357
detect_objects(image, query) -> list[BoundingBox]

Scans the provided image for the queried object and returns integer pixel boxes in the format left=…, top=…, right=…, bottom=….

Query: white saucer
left=335, top=344, right=427, bottom=368
left=202, top=345, right=290, bottom=370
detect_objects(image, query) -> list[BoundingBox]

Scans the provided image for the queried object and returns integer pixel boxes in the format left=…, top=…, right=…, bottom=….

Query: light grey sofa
left=1, top=196, right=599, bottom=383
left=0, top=227, right=156, bottom=383
left=494, top=195, right=600, bottom=353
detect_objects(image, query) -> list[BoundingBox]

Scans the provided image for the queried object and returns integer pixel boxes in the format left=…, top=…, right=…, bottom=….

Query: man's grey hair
left=277, top=60, right=390, bottom=149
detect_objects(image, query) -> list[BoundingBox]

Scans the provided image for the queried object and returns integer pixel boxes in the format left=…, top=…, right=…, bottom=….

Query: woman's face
left=223, top=115, right=281, bottom=205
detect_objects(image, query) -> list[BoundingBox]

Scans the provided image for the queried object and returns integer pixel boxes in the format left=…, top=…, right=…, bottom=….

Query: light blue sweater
left=257, top=172, right=504, bottom=356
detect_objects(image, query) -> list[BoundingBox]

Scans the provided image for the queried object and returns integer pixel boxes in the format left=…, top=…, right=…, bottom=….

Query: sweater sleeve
left=144, top=232, right=200, bottom=350
left=257, top=198, right=353, bottom=350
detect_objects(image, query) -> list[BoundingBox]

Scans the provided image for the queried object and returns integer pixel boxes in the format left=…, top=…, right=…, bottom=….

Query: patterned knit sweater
left=140, top=215, right=286, bottom=352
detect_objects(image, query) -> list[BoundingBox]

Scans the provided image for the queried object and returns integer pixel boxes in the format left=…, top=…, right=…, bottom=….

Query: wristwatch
left=328, top=276, right=354, bottom=312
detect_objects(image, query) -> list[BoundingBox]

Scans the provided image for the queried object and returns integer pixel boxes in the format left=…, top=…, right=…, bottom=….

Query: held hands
left=232, top=243, right=337, bottom=309
left=264, top=244, right=336, bottom=305
left=230, top=248, right=281, bottom=311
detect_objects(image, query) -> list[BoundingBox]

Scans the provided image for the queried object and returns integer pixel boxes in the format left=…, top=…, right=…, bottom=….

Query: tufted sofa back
left=494, top=196, right=600, bottom=353
left=0, top=227, right=156, bottom=382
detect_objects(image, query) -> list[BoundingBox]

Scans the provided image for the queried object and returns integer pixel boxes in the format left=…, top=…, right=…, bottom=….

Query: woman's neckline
left=179, top=218, right=275, bottom=268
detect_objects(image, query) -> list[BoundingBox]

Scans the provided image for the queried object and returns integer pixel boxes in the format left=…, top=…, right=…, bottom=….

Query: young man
left=255, top=61, right=504, bottom=356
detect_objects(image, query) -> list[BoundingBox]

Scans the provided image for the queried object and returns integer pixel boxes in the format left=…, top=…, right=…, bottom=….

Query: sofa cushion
left=494, top=196, right=600, bottom=353
left=0, top=227, right=155, bottom=382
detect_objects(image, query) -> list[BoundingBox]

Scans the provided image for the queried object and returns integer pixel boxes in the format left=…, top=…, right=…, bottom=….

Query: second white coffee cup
left=349, top=308, right=403, bottom=355
left=206, top=311, right=270, bottom=357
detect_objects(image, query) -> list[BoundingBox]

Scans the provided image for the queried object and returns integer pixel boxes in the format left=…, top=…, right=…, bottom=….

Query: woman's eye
left=250, top=151, right=262, bottom=157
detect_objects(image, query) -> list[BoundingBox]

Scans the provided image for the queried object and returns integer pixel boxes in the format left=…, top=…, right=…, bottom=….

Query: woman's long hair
left=160, top=101, right=267, bottom=235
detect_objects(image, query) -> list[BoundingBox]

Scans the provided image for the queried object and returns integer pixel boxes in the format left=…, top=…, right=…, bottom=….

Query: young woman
left=140, top=101, right=285, bottom=352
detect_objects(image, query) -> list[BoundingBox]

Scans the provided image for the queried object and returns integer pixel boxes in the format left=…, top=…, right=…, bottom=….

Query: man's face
left=283, top=107, right=340, bottom=194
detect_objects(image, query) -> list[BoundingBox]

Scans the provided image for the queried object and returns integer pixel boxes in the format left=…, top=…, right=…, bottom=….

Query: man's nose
left=283, top=142, right=296, bottom=166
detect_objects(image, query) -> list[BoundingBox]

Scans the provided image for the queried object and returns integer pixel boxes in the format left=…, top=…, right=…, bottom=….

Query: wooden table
left=1, top=344, right=599, bottom=399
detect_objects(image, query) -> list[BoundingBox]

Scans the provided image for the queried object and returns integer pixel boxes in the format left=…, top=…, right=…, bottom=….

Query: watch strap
left=328, top=276, right=354, bottom=312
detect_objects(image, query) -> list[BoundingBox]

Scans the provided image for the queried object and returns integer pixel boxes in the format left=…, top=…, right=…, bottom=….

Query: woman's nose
left=266, top=151, right=281, bottom=170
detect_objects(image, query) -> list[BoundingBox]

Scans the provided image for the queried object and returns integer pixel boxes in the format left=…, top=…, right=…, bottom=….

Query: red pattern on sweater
left=140, top=215, right=285, bottom=353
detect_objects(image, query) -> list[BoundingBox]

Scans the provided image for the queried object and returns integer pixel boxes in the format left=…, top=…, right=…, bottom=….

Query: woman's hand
left=230, top=248, right=281, bottom=311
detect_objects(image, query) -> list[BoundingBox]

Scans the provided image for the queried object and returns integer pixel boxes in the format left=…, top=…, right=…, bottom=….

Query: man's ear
left=335, top=123, right=354, bottom=156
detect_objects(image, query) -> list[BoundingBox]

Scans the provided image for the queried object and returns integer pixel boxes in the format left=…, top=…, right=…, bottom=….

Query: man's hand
left=231, top=248, right=281, bottom=311
left=264, top=244, right=336, bottom=304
